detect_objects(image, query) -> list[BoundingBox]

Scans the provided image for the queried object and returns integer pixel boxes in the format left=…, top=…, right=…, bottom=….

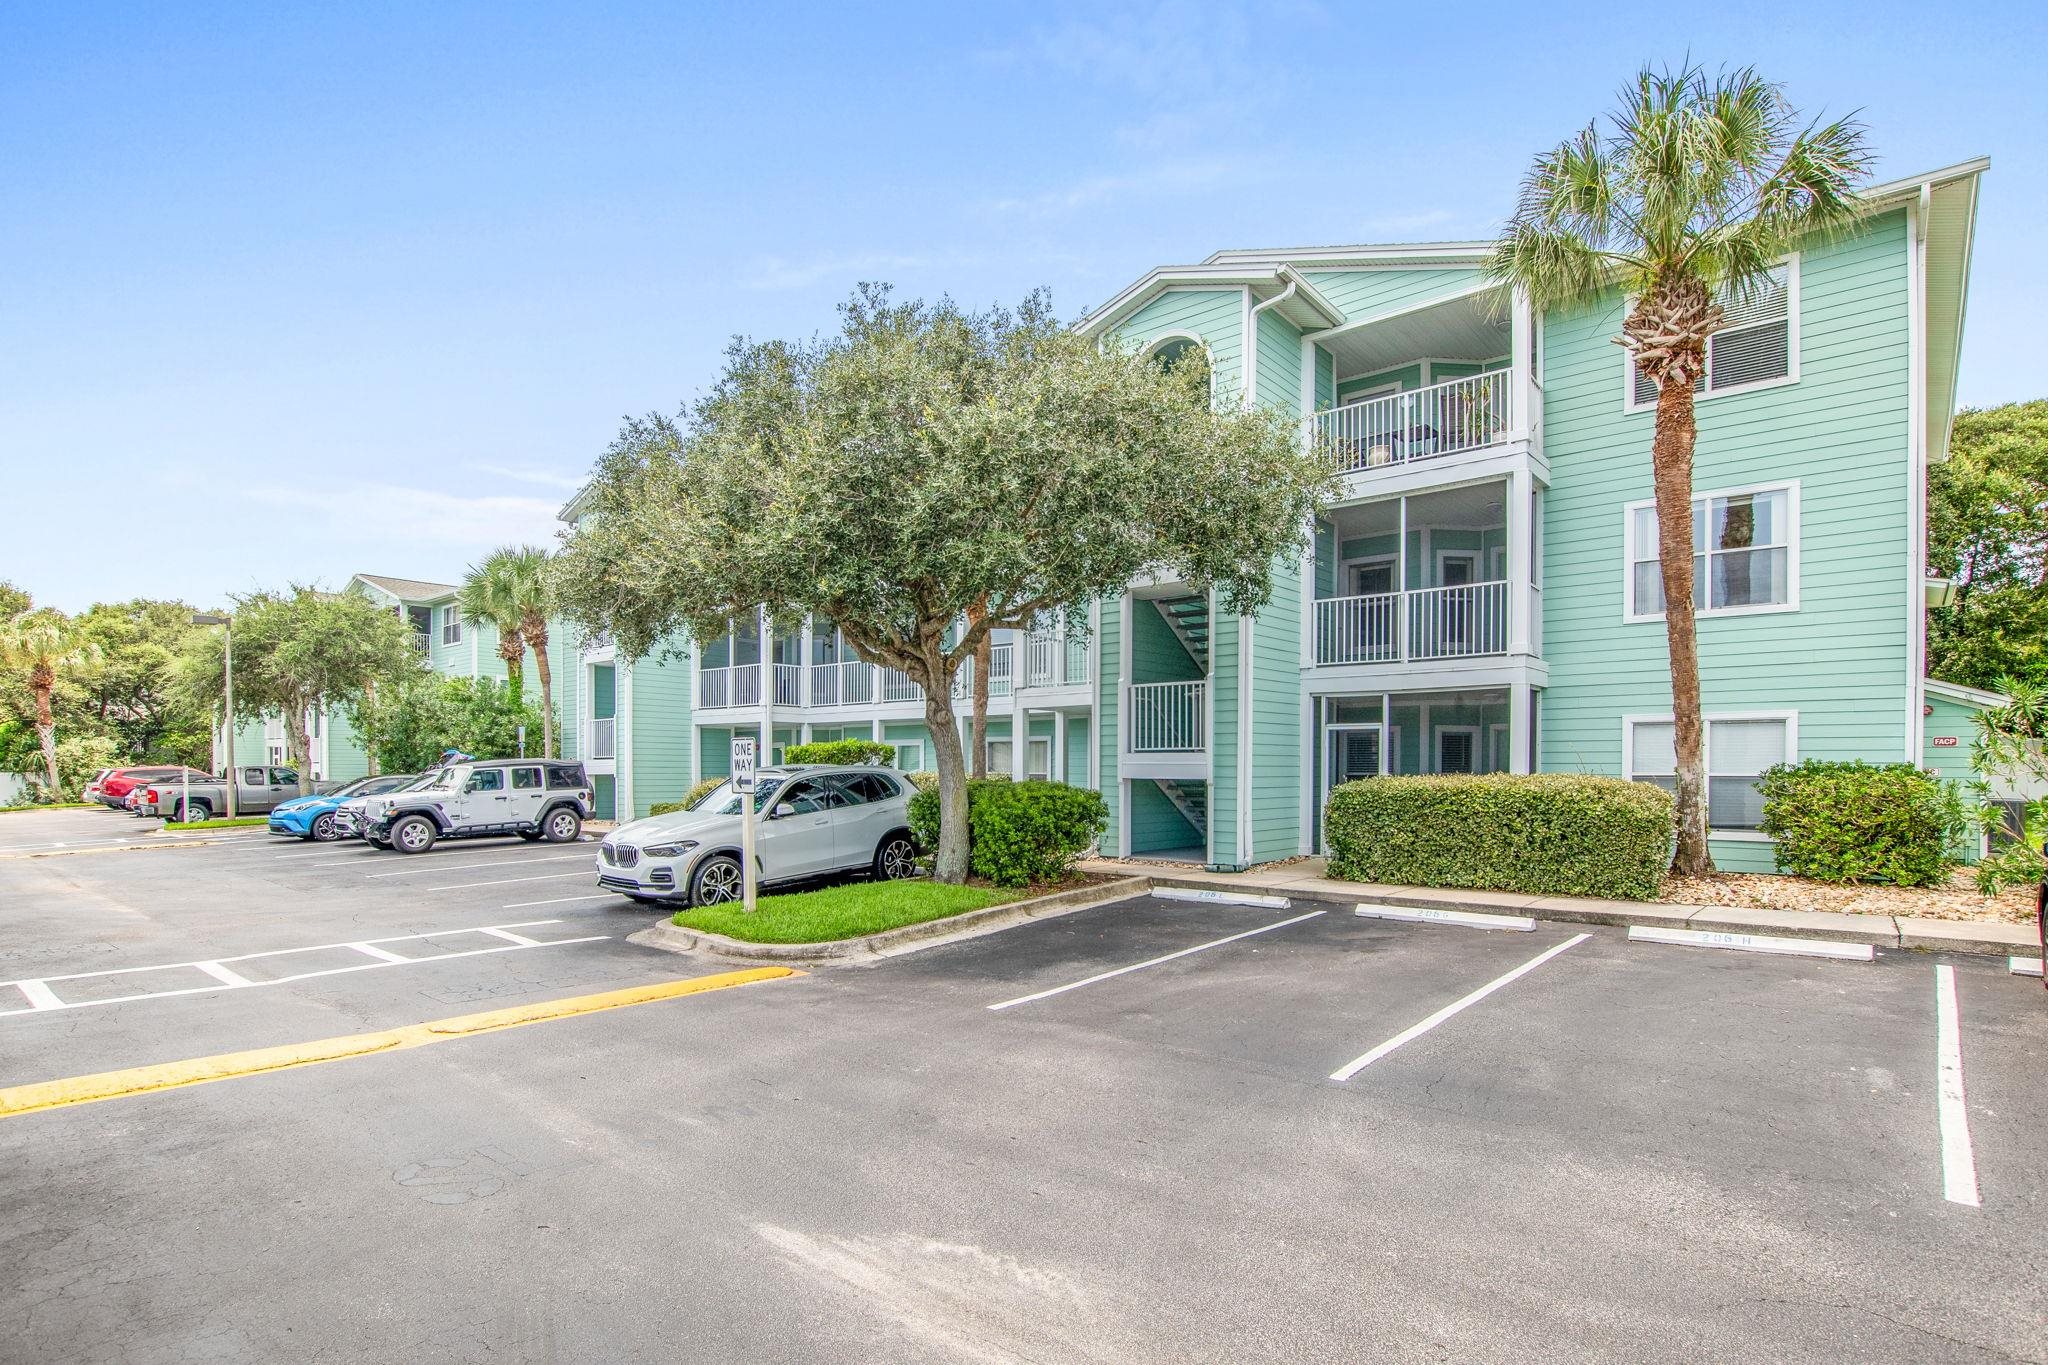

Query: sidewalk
left=1079, top=857, right=2038, bottom=958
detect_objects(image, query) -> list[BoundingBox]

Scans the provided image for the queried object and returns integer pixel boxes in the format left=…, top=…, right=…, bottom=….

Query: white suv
left=597, top=765, right=920, bottom=905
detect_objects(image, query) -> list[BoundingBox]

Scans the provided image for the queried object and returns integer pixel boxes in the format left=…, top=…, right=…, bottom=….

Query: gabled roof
left=1925, top=676, right=2008, bottom=710
left=1074, top=265, right=1346, bottom=338
left=353, top=574, right=458, bottom=603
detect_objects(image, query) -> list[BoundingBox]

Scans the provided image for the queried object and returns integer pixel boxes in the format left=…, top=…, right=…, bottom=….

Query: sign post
left=731, top=737, right=758, bottom=913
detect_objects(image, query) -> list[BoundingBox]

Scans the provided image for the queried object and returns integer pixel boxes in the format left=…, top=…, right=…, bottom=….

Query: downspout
left=1231, top=271, right=1301, bottom=866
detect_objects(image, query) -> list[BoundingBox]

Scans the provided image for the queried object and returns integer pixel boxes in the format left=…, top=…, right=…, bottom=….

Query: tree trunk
left=31, top=666, right=58, bottom=791
left=525, top=620, right=556, bottom=758
left=920, top=656, right=971, bottom=885
left=970, top=632, right=991, bottom=778
left=285, top=706, right=313, bottom=795
left=499, top=634, right=527, bottom=709
left=1652, top=377, right=1713, bottom=876
left=363, top=683, right=381, bottom=776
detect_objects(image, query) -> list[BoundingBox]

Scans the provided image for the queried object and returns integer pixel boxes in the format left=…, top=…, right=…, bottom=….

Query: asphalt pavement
left=2, top=809, right=2042, bottom=1363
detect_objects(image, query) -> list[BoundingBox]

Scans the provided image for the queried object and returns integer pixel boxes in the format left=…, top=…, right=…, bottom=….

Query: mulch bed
left=1659, top=870, right=2036, bottom=925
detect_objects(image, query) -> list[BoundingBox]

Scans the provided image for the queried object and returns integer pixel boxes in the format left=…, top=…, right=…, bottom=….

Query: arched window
left=1145, top=334, right=1212, bottom=405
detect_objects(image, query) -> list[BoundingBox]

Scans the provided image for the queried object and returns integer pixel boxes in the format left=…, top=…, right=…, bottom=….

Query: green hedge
left=650, top=776, right=726, bottom=818
left=907, top=779, right=1108, bottom=887
left=1757, top=760, right=1967, bottom=886
left=1325, top=773, right=1673, bottom=901
left=785, top=739, right=896, bottom=767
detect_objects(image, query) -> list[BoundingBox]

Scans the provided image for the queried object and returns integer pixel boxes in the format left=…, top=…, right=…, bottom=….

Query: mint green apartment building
left=317, top=157, right=1992, bottom=875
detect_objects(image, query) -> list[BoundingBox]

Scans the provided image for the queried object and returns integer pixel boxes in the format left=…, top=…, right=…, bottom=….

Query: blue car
left=268, top=773, right=419, bottom=841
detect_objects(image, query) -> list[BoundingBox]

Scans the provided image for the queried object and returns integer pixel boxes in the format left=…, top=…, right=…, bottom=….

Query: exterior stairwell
left=1154, top=779, right=1207, bottom=844
left=1152, top=596, right=1210, bottom=672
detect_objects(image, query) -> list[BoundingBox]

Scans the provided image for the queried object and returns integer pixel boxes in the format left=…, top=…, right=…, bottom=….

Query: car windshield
left=419, top=767, right=460, bottom=793
left=698, top=776, right=786, bottom=816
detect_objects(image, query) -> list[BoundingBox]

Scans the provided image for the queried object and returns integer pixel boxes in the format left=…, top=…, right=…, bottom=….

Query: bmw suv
left=362, top=758, right=592, bottom=854
left=596, top=765, right=919, bottom=905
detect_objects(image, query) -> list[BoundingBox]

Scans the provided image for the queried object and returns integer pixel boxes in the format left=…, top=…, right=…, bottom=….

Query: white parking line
left=1329, top=933, right=1592, bottom=1082
left=987, top=911, right=1326, bottom=1012
left=0, top=920, right=607, bottom=1017
left=367, top=853, right=586, bottom=879
left=1934, top=965, right=1980, bottom=1207
left=425, top=871, right=595, bottom=892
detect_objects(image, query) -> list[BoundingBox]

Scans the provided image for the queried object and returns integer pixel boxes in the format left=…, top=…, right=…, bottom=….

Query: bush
left=1757, top=760, right=1968, bottom=886
left=905, top=770, right=938, bottom=793
left=785, top=739, right=896, bottom=767
left=1324, top=773, right=1673, bottom=901
left=907, top=779, right=1108, bottom=887
left=650, top=776, right=727, bottom=817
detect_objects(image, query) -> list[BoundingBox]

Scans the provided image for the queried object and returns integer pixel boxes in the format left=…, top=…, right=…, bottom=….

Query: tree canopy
left=351, top=673, right=544, bottom=776
left=1928, top=400, right=2048, bottom=689
left=553, top=285, right=1336, bottom=880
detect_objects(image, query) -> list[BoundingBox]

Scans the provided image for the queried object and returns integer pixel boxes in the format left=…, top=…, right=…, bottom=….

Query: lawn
left=162, top=815, right=270, bottom=832
left=674, top=879, right=1020, bottom=944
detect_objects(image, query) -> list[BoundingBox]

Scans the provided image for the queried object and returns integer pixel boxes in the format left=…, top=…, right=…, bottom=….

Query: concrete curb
left=627, top=875, right=1153, bottom=964
left=1133, top=872, right=2035, bottom=958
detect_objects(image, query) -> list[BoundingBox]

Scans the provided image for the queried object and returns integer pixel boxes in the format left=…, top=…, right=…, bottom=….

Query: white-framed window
left=1435, top=725, right=1480, bottom=774
left=1027, top=737, right=1052, bottom=780
left=1624, top=712, right=1795, bottom=836
left=1625, top=483, right=1797, bottom=621
left=986, top=739, right=1013, bottom=773
left=894, top=741, right=924, bottom=771
left=440, top=606, right=462, bottom=646
left=1625, top=258, right=1798, bottom=410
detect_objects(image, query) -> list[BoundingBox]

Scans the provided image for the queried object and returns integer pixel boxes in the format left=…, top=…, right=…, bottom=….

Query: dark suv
left=361, top=758, right=593, bottom=854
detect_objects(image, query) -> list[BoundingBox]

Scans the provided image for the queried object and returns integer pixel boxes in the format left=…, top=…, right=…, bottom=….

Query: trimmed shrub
left=785, top=739, right=896, bottom=767
left=905, top=770, right=938, bottom=793
left=907, top=779, right=1109, bottom=887
left=1324, top=773, right=1673, bottom=901
left=649, top=776, right=728, bottom=818
left=1757, top=760, right=1967, bottom=886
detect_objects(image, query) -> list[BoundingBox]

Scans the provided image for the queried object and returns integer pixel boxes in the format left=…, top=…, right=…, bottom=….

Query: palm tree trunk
left=499, top=634, right=527, bottom=709
left=1653, top=379, right=1713, bottom=875
left=34, top=684, right=57, bottom=793
left=526, top=621, right=556, bottom=758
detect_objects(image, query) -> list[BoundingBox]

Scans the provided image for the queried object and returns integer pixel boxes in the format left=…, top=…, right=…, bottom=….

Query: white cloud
left=465, top=461, right=586, bottom=491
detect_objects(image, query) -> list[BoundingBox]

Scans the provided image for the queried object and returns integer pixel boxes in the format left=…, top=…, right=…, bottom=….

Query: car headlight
left=642, top=840, right=698, bottom=859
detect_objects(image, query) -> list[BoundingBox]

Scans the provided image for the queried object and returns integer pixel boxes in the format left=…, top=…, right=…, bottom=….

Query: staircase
left=1154, top=779, right=1208, bottom=842
left=1153, top=596, right=1211, bottom=672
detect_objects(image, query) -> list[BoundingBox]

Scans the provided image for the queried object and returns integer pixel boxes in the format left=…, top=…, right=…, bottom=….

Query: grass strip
left=675, top=879, right=1019, bottom=944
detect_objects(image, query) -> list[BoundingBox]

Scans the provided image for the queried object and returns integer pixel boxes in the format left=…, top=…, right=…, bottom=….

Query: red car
left=98, top=767, right=203, bottom=809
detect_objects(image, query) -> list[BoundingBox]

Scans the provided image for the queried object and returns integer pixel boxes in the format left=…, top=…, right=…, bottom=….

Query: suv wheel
left=309, top=812, right=339, bottom=842
left=690, top=854, right=743, bottom=906
left=540, top=807, right=582, bottom=843
left=391, top=814, right=438, bottom=855
left=873, top=834, right=918, bottom=882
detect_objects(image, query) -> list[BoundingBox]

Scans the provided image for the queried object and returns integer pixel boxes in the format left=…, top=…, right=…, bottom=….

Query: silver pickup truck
left=138, top=766, right=342, bottom=821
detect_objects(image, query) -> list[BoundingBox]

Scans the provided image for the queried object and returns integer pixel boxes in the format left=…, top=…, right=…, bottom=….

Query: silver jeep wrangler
left=361, top=758, right=592, bottom=854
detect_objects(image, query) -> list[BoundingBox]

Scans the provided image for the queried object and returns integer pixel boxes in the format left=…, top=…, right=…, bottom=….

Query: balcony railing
left=1317, top=371, right=1514, bottom=474
left=773, top=663, right=803, bottom=707
left=1313, top=583, right=1512, bottom=665
left=697, top=665, right=762, bottom=709
left=588, top=716, right=616, bottom=760
left=1129, top=681, right=1206, bottom=753
left=1023, top=630, right=1092, bottom=688
left=880, top=667, right=920, bottom=704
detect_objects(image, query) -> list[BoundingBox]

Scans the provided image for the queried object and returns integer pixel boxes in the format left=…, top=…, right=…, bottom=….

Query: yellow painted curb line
left=0, top=967, right=797, bottom=1120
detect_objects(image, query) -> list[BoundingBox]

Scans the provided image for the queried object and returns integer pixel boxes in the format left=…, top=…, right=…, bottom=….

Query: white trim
left=1621, top=710, right=1798, bottom=837
left=1622, top=255, right=1801, bottom=413
left=1434, top=724, right=1481, bottom=775
left=1622, top=480, right=1801, bottom=624
left=1237, top=612, right=1254, bottom=867
left=1306, top=279, right=1505, bottom=345
left=1907, top=197, right=1929, bottom=761
left=1925, top=677, right=2008, bottom=708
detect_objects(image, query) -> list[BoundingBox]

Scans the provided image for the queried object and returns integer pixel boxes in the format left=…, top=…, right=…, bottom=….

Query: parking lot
left=2, top=809, right=2044, bottom=1362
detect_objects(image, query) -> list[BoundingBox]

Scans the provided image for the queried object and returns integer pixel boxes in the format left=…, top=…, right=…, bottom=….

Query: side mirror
left=769, top=802, right=794, bottom=820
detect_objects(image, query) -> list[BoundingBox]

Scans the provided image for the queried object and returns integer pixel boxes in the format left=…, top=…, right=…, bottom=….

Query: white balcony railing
left=589, top=716, right=615, bottom=760
left=1129, top=681, right=1206, bottom=753
left=773, top=663, right=803, bottom=707
left=841, top=659, right=875, bottom=705
left=880, top=667, right=920, bottom=704
left=1023, top=629, right=1092, bottom=688
left=1317, top=371, right=1514, bottom=474
left=809, top=662, right=840, bottom=707
left=697, top=664, right=763, bottom=709
left=1314, top=582, right=1511, bottom=665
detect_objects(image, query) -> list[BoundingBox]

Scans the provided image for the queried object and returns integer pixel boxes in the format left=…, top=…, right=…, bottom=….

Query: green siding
left=626, top=654, right=692, bottom=818
left=1129, top=599, right=1204, bottom=682
left=1254, top=307, right=1302, bottom=415
left=1209, top=605, right=1238, bottom=867
left=1922, top=692, right=1983, bottom=787
left=1301, top=267, right=1483, bottom=326
left=325, top=706, right=368, bottom=783
left=1098, top=599, right=1122, bottom=855
left=1250, top=560, right=1303, bottom=862
left=1064, top=716, right=1090, bottom=785
left=1337, top=362, right=1424, bottom=400
left=1539, top=211, right=1915, bottom=868
left=1116, top=289, right=1244, bottom=405
left=699, top=726, right=732, bottom=779
left=1129, top=778, right=1201, bottom=853
left=1314, top=344, right=1336, bottom=413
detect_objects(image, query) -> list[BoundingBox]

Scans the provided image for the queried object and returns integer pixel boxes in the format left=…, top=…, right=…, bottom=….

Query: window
left=546, top=764, right=585, bottom=790
left=440, top=607, right=463, bottom=645
left=1627, top=485, right=1795, bottom=619
left=242, top=768, right=266, bottom=786
left=467, top=768, right=504, bottom=792
left=829, top=773, right=900, bottom=805
left=894, top=742, right=924, bottom=771
left=1027, top=738, right=1052, bottom=781
left=271, top=768, right=297, bottom=785
left=986, top=739, right=1013, bottom=774
left=1626, top=715, right=1792, bottom=833
left=1628, top=260, right=1795, bottom=407
left=511, top=767, right=543, bottom=790
left=1145, top=334, right=1212, bottom=406
left=1436, top=729, right=1478, bottom=775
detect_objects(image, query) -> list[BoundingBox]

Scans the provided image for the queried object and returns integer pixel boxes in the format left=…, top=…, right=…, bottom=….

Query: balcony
left=1315, top=583, right=1509, bottom=664
left=698, top=665, right=761, bottom=710
left=1316, top=372, right=1514, bottom=475
left=588, top=716, right=616, bottom=760
left=1021, top=627, right=1092, bottom=690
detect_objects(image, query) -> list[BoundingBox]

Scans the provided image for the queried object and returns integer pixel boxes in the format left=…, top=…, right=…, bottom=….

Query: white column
left=1509, top=681, right=1534, bottom=773
left=1510, top=285, right=1535, bottom=439
left=1379, top=692, right=1392, bottom=776
left=1011, top=710, right=1028, bottom=780
left=1506, top=469, right=1531, bottom=656
left=1396, top=497, right=1409, bottom=662
left=1052, top=710, right=1067, bottom=782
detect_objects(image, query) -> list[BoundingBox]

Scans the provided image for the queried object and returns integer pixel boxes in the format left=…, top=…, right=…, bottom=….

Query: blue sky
left=5, top=0, right=2043, bottom=612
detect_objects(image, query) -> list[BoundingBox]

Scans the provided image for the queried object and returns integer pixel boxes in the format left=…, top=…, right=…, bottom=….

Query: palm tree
left=457, top=553, right=531, bottom=710
left=492, top=546, right=559, bottom=758
left=1485, top=65, right=1869, bottom=874
left=1, top=608, right=101, bottom=794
